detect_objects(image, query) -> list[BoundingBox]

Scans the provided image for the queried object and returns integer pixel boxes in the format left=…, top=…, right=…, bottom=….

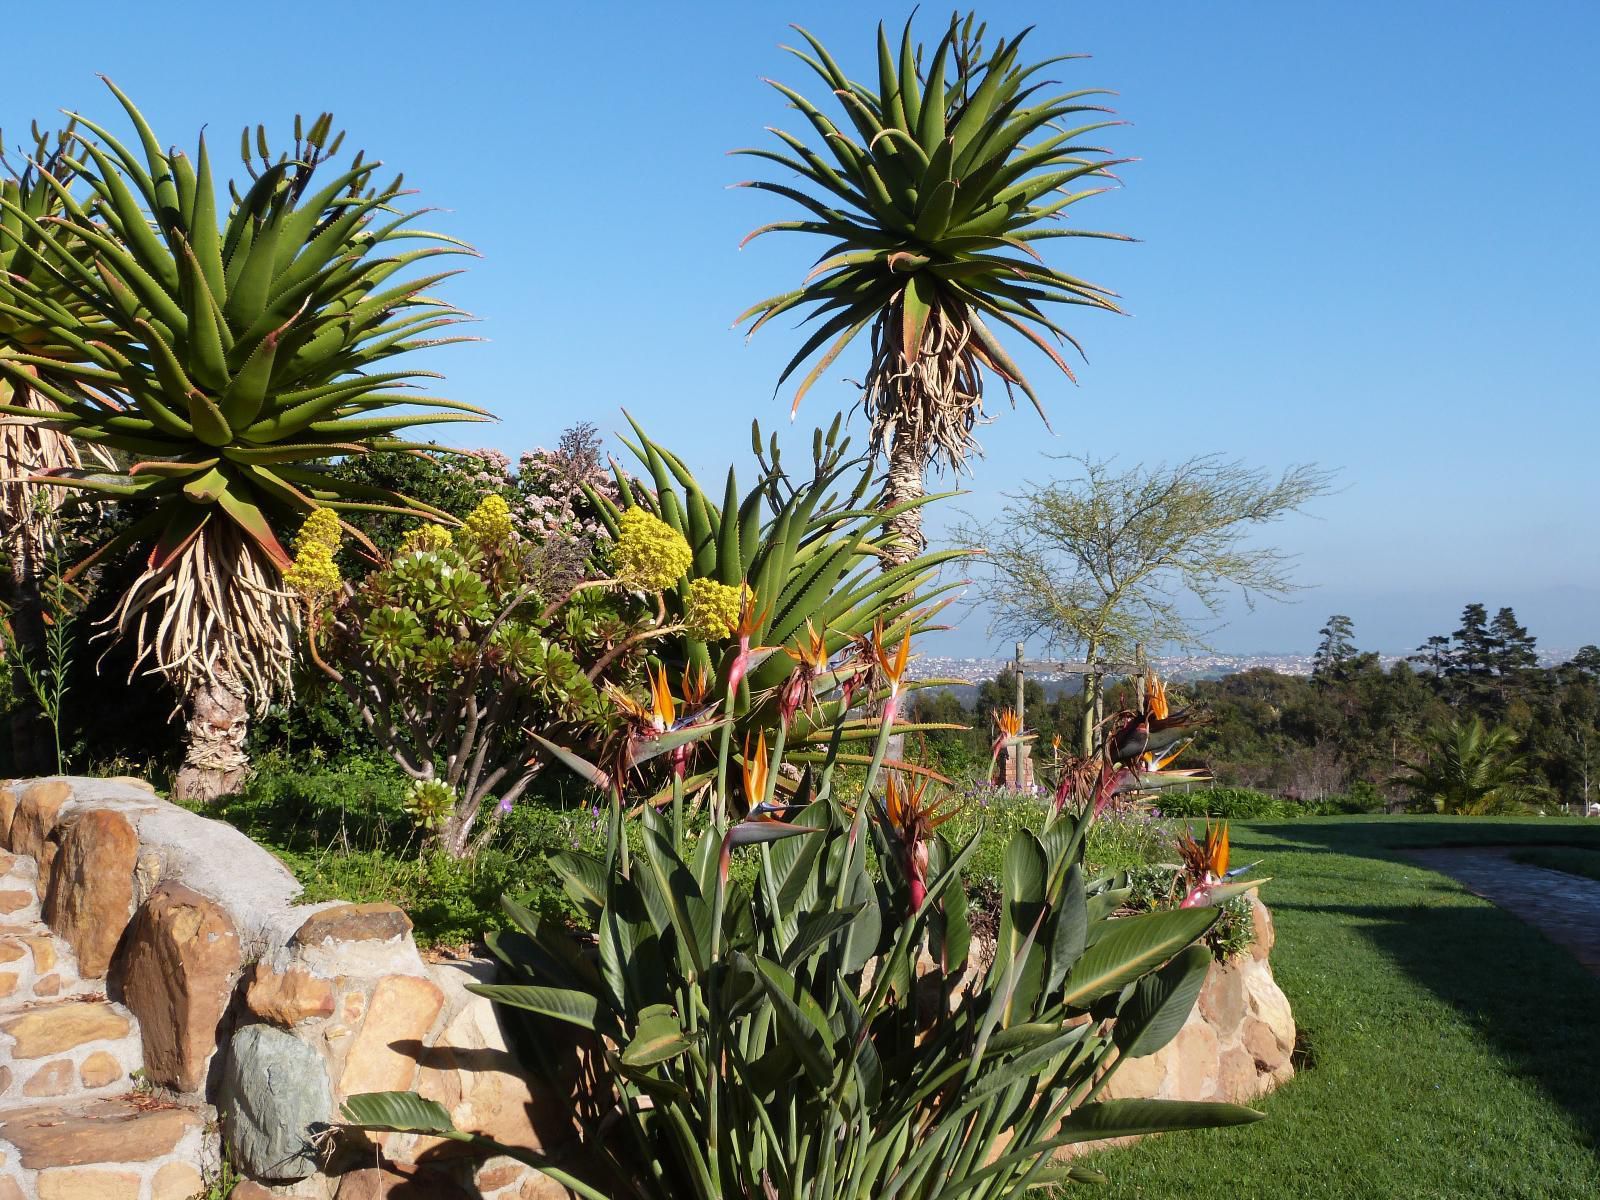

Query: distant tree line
left=907, top=604, right=1599, bottom=812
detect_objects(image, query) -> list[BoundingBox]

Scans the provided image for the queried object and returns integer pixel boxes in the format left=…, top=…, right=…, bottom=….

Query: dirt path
left=1406, top=846, right=1600, bottom=976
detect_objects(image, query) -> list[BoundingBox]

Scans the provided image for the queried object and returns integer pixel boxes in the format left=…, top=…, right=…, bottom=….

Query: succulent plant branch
left=738, top=13, right=1131, bottom=565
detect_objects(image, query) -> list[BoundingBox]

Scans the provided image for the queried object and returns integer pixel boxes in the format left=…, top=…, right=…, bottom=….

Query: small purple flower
left=496, top=795, right=513, bottom=817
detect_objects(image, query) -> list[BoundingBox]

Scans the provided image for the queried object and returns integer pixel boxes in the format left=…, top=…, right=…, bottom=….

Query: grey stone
left=220, top=1023, right=334, bottom=1180
left=129, top=804, right=301, bottom=953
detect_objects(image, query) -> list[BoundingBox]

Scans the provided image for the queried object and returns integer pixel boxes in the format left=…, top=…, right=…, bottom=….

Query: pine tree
left=1447, top=604, right=1497, bottom=679
left=1408, top=634, right=1452, bottom=678
left=1313, top=614, right=1358, bottom=681
left=1489, top=607, right=1538, bottom=675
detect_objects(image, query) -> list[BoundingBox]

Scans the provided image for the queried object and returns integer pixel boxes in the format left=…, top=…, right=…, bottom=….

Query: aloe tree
left=737, top=12, right=1130, bottom=565
left=0, top=82, right=483, bottom=798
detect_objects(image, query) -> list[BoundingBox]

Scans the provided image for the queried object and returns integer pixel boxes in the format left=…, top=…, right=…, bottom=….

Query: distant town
left=911, top=648, right=1576, bottom=687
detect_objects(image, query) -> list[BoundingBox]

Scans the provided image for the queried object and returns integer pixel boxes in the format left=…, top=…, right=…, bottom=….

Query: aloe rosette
left=0, top=82, right=485, bottom=713
left=737, top=13, right=1130, bottom=562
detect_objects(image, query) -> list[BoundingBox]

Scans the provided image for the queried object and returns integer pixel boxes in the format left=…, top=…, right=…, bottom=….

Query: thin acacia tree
left=956, top=453, right=1333, bottom=751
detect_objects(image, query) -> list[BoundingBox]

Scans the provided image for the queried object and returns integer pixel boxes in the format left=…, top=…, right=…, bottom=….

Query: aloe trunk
left=172, top=676, right=250, bottom=803
left=883, top=436, right=928, bottom=568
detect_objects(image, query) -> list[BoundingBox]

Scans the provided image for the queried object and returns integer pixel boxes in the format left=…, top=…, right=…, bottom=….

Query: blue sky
left=7, top=1, right=1596, bottom=656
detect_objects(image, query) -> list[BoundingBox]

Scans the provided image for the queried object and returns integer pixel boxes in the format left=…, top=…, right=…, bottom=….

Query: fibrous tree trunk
left=172, top=676, right=251, bottom=803
left=882, top=437, right=928, bottom=570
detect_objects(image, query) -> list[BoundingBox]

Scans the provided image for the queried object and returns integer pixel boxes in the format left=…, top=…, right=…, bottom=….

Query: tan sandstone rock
left=42, top=808, right=140, bottom=978
left=293, top=903, right=413, bottom=948
left=23, top=934, right=55, bottom=972
left=1198, top=958, right=1247, bottom=1033
left=1241, top=959, right=1295, bottom=1072
left=0, top=1096, right=202, bottom=1168
left=335, top=1165, right=473, bottom=1198
left=0, top=782, right=17, bottom=844
left=1098, top=1048, right=1167, bottom=1101
left=337, top=974, right=444, bottom=1099
left=22, top=1059, right=75, bottom=1097
left=80, top=1051, right=124, bottom=1089
left=476, top=1161, right=525, bottom=1191
left=409, top=1001, right=558, bottom=1160
left=0, top=1176, right=22, bottom=1200
left=0, top=940, right=22, bottom=964
left=1166, top=1016, right=1221, bottom=1100
left=1215, top=1044, right=1261, bottom=1102
left=246, top=962, right=335, bottom=1026
left=1, top=1002, right=129, bottom=1058
left=0, top=891, right=31, bottom=915
left=116, top=881, right=242, bottom=1092
left=33, top=973, right=59, bottom=996
left=152, top=1161, right=207, bottom=1199
left=9, top=780, right=72, bottom=865
left=1249, top=894, right=1276, bottom=960
left=36, top=1168, right=142, bottom=1199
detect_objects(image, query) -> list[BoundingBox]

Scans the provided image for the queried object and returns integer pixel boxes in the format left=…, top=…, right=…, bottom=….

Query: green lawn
left=1083, top=816, right=1600, bottom=1200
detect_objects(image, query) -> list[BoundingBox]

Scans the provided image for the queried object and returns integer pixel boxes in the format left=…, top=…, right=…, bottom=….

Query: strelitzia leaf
left=1062, top=907, right=1219, bottom=1009
left=1112, top=943, right=1211, bottom=1059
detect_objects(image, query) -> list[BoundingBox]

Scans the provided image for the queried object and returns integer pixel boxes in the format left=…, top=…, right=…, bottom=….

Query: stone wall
left=0, top=778, right=570, bottom=1199
left=0, top=777, right=1296, bottom=1197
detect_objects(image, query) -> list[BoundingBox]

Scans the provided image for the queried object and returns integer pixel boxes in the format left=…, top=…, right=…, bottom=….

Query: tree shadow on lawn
left=1259, top=820, right=1600, bottom=1151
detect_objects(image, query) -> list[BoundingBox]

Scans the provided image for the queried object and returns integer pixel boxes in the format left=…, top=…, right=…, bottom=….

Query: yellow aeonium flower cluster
left=283, top=508, right=342, bottom=600
left=684, top=577, right=742, bottom=640
left=612, top=507, right=692, bottom=592
left=399, top=522, right=454, bottom=555
left=460, top=494, right=514, bottom=550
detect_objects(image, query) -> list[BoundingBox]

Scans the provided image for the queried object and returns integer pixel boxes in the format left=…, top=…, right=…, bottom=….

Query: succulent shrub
left=302, top=488, right=661, bottom=858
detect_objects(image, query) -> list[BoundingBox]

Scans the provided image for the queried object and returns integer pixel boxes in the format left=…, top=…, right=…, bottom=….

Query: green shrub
left=1309, top=781, right=1389, bottom=814
left=196, top=757, right=613, bottom=947
left=1156, top=787, right=1299, bottom=820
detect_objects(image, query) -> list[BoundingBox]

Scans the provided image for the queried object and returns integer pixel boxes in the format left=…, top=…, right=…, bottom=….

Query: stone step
left=0, top=1093, right=212, bottom=1199
left=0, top=999, right=143, bottom=1107
left=0, top=925, right=94, bottom=1010
left=0, top=855, right=41, bottom=928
